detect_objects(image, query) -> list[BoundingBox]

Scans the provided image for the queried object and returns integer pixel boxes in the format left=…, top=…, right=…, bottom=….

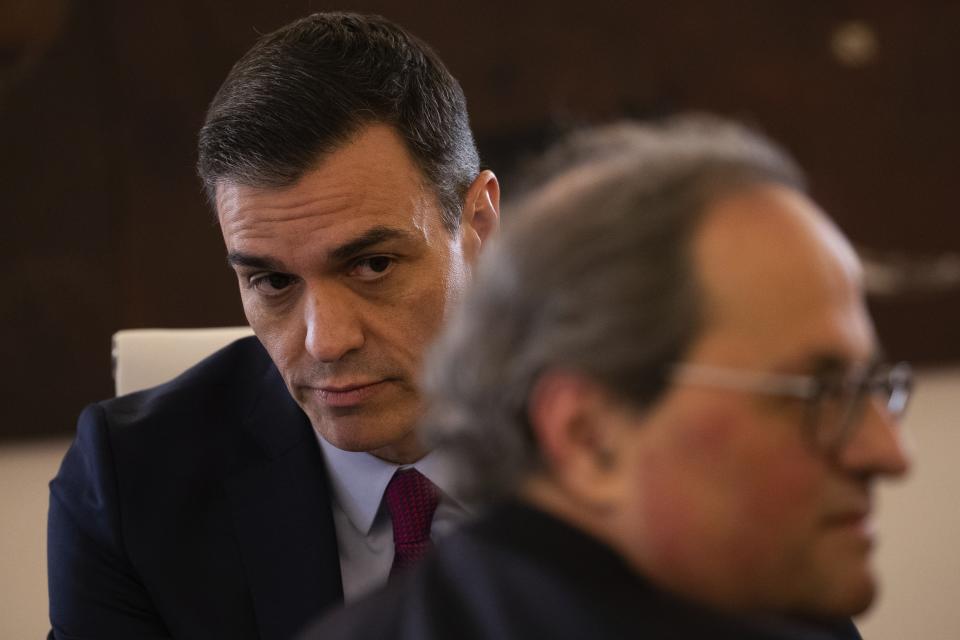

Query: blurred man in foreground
left=48, top=12, right=498, bottom=640
left=304, top=117, right=911, bottom=639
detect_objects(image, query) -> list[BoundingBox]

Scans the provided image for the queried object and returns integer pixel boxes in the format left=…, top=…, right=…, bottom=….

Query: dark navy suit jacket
left=48, top=336, right=344, bottom=640
left=301, top=502, right=863, bottom=640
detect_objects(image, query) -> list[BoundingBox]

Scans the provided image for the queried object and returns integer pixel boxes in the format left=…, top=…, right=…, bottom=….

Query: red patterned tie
left=385, top=468, right=440, bottom=576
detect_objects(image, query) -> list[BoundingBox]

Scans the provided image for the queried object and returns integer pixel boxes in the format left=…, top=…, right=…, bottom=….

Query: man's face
left=216, top=125, right=496, bottom=463
left=614, top=185, right=910, bottom=618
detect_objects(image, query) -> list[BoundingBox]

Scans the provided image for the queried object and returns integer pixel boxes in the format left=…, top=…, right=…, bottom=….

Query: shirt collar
left=317, top=432, right=468, bottom=536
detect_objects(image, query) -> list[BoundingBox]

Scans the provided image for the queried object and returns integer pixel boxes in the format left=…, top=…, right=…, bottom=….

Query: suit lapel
left=225, top=364, right=343, bottom=640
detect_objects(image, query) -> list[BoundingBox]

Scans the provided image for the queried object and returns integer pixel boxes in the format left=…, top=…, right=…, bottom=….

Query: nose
left=839, top=396, right=912, bottom=478
left=303, top=284, right=365, bottom=363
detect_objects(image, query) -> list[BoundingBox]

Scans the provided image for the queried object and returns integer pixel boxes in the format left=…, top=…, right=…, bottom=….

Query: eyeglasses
left=670, top=361, right=913, bottom=452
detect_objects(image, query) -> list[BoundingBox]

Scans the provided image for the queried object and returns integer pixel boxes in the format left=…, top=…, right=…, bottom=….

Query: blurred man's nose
left=840, top=396, right=912, bottom=478
left=303, top=285, right=365, bottom=363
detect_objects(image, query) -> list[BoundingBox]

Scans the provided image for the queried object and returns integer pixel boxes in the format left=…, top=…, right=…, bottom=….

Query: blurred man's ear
left=526, top=370, right=632, bottom=510
left=459, top=170, right=500, bottom=263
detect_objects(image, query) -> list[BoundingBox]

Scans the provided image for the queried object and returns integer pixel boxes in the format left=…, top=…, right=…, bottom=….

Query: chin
left=797, top=572, right=877, bottom=620
left=833, top=580, right=877, bottom=617
left=315, top=417, right=419, bottom=458
left=316, top=424, right=393, bottom=453
left=322, top=433, right=376, bottom=452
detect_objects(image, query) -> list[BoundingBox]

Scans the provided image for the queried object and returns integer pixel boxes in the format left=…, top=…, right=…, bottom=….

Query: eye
left=249, top=272, right=296, bottom=296
left=349, top=255, right=395, bottom=280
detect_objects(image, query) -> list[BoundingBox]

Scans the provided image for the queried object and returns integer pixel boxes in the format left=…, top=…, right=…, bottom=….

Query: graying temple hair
left=422, top=114, right=806, bottom=503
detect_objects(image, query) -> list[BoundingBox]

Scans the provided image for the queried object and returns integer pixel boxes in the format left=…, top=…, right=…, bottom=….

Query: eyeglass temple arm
left=670, top=364, right=819, bottom=399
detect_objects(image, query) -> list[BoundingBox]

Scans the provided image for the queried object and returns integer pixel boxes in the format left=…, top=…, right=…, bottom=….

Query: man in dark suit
left=302, top=117, right=911, bottom=639
left=47, top=12, right=499, bottom=640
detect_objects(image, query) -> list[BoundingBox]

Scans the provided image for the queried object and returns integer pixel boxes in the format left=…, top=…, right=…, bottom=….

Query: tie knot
left=384, top=468, right=439, bottom=546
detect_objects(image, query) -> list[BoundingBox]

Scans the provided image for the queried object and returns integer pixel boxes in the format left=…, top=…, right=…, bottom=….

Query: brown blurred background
left=2, top=0, right=958, bottom=440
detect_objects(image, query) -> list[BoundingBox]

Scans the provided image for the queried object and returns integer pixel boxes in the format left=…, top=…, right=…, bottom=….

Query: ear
left=527, top=370, right=632, bottom=510
left=458, top=170, right=500, bottom=264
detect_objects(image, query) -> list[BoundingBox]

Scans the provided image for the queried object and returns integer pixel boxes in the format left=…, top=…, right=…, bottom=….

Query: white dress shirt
left=317, top=434, right=472, bottom=601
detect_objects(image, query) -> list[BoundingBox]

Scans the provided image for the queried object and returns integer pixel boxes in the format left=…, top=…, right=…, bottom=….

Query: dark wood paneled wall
left=2, top=1, right=957, bottom=439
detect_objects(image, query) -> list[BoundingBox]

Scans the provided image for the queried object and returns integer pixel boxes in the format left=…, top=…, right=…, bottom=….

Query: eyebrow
left=328, top=226, right=414, bottom=262
left=226, top=226, right=415, bottom=272
left=227, top=252, right=286, bottom=271
left=792, top=349, right=886, bottom=375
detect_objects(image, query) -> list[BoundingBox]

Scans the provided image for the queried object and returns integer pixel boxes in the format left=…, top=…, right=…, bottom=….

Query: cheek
left=627, top=408, right=824, bottom=578
left=739, top=446, right=822, bottom=524
left=726, top=450, right=824, bottom=585
left=380, top=256, right=464, bottom=363
left=237, top=282, right=279, bottom=331
left=628, top=415, right=742, bottom=560
left=238, top=292, right=302, bottom=377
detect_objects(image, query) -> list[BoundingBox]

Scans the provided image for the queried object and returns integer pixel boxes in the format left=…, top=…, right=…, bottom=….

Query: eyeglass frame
left=668, top=360, right=913, bottom=453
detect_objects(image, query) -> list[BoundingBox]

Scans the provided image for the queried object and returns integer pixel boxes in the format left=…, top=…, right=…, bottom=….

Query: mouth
left=309, top=380, right=391, bottom=408
left=824, top=509, right=874, bottom=542
left=826, top=510, right=869, bottom=525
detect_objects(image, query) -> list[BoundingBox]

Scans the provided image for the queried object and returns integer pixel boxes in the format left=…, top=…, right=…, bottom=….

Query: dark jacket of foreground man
left=48, top=337, right=343, bottom=640
left=300, top=502, right=862, bottom=640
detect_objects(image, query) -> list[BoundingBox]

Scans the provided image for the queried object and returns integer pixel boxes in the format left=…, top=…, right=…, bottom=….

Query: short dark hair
left=422, top=115, right=806, bottom=502
left=197, top=12, right=480, bottom=229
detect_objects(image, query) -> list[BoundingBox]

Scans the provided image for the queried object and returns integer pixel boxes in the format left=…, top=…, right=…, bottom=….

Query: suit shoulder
left=98, top=335, right=273, bottom=432
left=55, top=335, right=295, bottom=523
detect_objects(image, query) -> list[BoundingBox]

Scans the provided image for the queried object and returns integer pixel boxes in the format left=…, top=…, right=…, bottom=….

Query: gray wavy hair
left=422, top=115, right=805, bottom=502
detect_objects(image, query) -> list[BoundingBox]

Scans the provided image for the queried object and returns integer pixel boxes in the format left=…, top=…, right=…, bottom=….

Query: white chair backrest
left=112, top=327, right=255, bottom=396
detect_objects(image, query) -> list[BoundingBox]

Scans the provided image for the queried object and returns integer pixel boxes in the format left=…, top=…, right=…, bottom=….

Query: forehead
left=689, top=184, right=875, bottom=369
left=215, top=124, right=441, bottom=256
